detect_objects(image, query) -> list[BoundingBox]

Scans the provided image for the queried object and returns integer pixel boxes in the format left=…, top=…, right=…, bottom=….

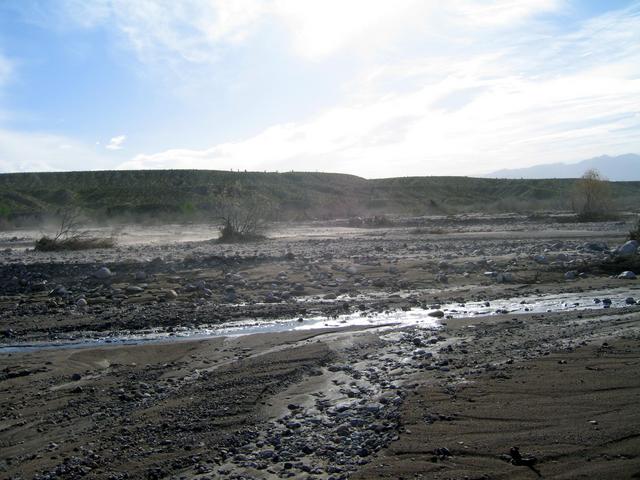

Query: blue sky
left=0, top=0, right=639, bottom=177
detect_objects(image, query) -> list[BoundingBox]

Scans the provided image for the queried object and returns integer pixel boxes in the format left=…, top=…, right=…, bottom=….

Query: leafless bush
left=215, top=196, right=270, bottom=243
left=35, top=208, right=116, bottom=251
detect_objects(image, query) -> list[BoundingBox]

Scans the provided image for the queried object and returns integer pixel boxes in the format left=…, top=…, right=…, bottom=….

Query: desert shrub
left=215, top=195, right=269, bottom=243
left=572, top=169, right=614, bottom=221
left=35, top=236, right=115, bottom=251
left=34, top=207, right=116, bottom=251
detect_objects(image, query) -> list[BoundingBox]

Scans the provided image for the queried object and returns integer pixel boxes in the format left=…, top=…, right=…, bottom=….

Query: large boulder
left=616, top=240, right=638, bottom=257
left=618, top=271, right=637, bottom=280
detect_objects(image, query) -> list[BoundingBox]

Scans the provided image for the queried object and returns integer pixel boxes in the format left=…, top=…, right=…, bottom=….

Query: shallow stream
left=2, top=286, right=638, bottom=354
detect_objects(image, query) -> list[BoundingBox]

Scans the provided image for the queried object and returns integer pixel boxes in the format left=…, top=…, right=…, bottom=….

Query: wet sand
left=354, top=337, right=640, bottom=480
left=2, top=308, right=639, bottom=479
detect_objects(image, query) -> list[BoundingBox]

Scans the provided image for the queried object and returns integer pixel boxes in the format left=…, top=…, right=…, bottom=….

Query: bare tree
left=572, top=169, right=612, bottom=220
left=215, top=195, right=270, bottom=242
left=52, top=207, right=87, bottom=242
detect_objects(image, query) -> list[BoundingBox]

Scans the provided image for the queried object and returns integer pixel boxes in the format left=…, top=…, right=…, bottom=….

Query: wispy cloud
left=106, top=134, right=127, bottom=150
left=273, top=0, right=564, bottom=60
left=0, top=129, right=109, bottom=172
left=61, top=0, right=268, bottom=64
left=59, top=0, right=565, bottom=64
left=120, top=3, right=640, bottom=176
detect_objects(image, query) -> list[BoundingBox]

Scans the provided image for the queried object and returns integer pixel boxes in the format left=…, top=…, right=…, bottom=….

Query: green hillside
left=0, top=170, right=638, bottom=226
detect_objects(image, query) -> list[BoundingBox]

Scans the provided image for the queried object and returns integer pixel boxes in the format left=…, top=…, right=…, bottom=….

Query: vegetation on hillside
left=1, top=169, right=639, bottom=228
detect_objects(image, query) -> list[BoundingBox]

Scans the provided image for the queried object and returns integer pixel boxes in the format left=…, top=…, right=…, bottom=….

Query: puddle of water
left=1, top=287, right=638, bottom=354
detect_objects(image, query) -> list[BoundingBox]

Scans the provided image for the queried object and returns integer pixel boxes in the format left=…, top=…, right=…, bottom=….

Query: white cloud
left=106, top=134, right=126, bottom=150
left=0, top=129, right=110, bottom=172
left=451, top=0, right=562, bottom=26
left=272, top=0, right=564, bottom=60
left=62, top=0, right=268, bottom=64
left=272, top=0, right=414, bottom=60
left=119, top=4, right=640, bottom=177
left=60, top=0, right=564, bottom=64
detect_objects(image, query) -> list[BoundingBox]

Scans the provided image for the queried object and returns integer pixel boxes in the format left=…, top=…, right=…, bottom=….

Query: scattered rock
left=164, top=289, right=178, bottom=300
left=533, top=255, right=548, bottom=264
left=616, top=240, right=638, bottom=257
left=505, top=446, right=537, bottom=467
left=48, top=285, right=69, bottom=297
left=94, top=266, right=112, bottom=280
left=583, top=241, right=608, bottom=252
left=618, top=271, right=637, bottom=280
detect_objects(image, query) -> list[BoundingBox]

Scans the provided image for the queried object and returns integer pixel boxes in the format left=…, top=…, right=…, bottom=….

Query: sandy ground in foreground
left=2, top=309, right=639, bottom=479
left=354, top=332, right=640, bottom=480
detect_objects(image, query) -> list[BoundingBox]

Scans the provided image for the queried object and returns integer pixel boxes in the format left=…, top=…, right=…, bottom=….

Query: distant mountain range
left=486, top=154, right=640, bottom=181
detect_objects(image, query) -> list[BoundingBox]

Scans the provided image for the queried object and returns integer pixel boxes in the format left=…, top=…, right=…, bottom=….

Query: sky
left=0, top=0, right=639, bottom=178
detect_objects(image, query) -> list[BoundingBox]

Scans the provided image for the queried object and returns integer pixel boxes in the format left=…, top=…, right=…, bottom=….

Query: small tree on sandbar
left=572, top=169, right=613, bottom=221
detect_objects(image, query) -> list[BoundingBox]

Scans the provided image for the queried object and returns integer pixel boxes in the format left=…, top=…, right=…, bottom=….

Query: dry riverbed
left=1, top=215, right=640, bottom=479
